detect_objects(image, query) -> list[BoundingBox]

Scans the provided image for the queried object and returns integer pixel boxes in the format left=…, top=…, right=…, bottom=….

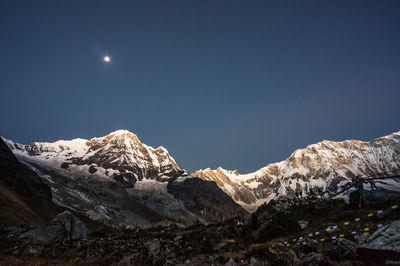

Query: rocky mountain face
left=193, top=131, right=400, bottom=212
left=9, top=130, right=184, bottom=187
left=2, top=130, right=246, bottom=229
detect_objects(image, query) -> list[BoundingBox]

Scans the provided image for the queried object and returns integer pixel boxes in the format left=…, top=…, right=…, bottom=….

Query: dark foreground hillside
left=1, top=192, right=400, bottom=265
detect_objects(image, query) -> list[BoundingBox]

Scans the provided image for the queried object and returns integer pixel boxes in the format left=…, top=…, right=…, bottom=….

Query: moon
left=104, top=56, right=111, bottom=63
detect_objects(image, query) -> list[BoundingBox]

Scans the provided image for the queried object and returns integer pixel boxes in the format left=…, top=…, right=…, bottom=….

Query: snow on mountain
left=193, top=131, right=400, bottom=212
left=5, top=130, right=185, bottom=187
left=2, top=130, right=246, bottom=228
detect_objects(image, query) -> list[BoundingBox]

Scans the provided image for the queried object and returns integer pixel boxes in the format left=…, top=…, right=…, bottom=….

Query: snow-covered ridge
left=193, top=131, right=400, bottom=212
left=2, top=129, right=185, bottom=184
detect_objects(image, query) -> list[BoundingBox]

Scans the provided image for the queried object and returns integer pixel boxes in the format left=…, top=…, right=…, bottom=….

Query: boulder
left=147, top=240, right=161, bottom=257
left=359, top=220, right=400, bottom=251
left=249, top=257, right=258, bottom=265
left=19, top=210, right=88, bottom=245
left=326, top=239, right=357, bottom=261
left=297, top=220, right=309, bottom=230
left=19, top=221, right=65, bottom=245
left=54, top=210, right=88, bottom=241
left=224, top=258, right=239, bottom=266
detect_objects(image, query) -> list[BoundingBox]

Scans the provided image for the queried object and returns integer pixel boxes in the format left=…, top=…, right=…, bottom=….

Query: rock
left=19, top=211, right=88, bottom=245
left=213, top=242, right=226, bottom=251
left=326, top=239, right=357, bottom=261
left=174, top=234, right=182, bottom=242
left=20, top=221, right=65, bottom=245
left=265, top=248, right=300, bottom=265
left=4, top=226, right=28, bottom=239
left=147, top=240, right=161, bottom=257
left=118, top=255, right=134, bottom=266
left=60, top=162, right=69, bottom=169
left=54, top=210, right=88, bottom=241
left=359, top=220, right=400, bottom=251
left=353, top=233, right=367, bottom=243
left=301, top=252, right=325, bottom=265
left=299, top=241, right=319, bottom=254
left=298, top=220, right=309, bottom=229
left=26, top=245, right=45, bottom=255
left=339, top=239, right=357, bottom=248
left=88, top=165, right=97, bottom=174
left=249, top=257, right=258, bottom=265
left=224, top=258, right=238, bottom=266
left=113, top=173, right=135, bottom=188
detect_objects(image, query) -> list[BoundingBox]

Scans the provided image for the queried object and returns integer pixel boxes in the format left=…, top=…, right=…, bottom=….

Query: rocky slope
left=0, top=137, right=64, bottom=228
left=193, top=131, right=400, bottom=212
left=2, top=130, right=247, bottom=229
left=2, top=191, right=399, bottom=265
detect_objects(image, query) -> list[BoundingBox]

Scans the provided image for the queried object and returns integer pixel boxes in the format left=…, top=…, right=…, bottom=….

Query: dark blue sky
left=1, top=1, right=399, bottom=173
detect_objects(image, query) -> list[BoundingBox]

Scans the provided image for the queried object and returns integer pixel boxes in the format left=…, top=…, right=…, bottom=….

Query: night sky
left=1, top=1, right=399, bottom=173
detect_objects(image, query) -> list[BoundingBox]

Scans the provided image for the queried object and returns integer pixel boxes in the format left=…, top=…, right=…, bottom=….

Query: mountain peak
left=156, top=146, right=168, bottom=153
left=193, top=130, right=400, bottom=212
left=90, top=130, right=141, bottom=147
left=108, top=129, right=133, bottom=136
left=5, top=130, right=183, bottom=184
left=105, top=129, right=138, bottom=140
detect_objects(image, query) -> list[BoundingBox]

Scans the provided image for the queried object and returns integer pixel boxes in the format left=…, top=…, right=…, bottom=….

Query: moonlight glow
left=104, top=56, right=111, bottom=63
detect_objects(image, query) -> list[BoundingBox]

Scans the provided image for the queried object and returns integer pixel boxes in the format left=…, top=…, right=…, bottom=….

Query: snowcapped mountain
left=193, top=131, right=400, bottom=212
left=2, top=130, right=247, bottom=228
left=4, top=129, right=400, bottom=223
left=7, top=130, right=184, bottom=186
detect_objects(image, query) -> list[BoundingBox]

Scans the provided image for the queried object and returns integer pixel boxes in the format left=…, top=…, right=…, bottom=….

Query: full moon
left=104, top=56, right=111, bottom=63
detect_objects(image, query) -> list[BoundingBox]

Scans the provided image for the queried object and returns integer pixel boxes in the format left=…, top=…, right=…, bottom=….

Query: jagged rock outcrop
left=53, top=211, right=88, bottom=241
left=193, top=132, right=400, bottom=212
